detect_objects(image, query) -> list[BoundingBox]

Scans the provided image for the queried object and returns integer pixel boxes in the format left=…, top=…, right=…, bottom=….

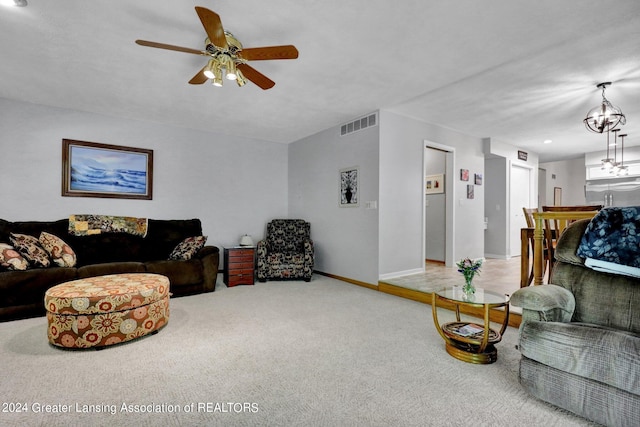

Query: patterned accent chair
left=256, top=219, right=314, bottom=282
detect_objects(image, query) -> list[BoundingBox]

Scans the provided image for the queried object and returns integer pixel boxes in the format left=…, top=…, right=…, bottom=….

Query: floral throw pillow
left=168, top=236, right=207, bottom=260
left=9, top=233, right=51, bottom=268
left=39, top=231, right=77, bottom=268
left=0, top=243, right=29, bottom=271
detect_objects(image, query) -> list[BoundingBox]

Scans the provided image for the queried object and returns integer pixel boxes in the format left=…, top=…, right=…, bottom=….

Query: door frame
left=423, top=140, right=455, bottom=267
left=508, top=160, right=536, bottom=257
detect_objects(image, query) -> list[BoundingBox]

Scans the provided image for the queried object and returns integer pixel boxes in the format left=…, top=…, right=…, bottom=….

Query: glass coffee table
left=431, top=287, right=510, bottom=364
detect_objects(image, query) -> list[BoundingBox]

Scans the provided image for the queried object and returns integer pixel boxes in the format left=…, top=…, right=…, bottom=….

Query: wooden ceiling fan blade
left=237, top=63, right=275, bottom=90
left=188, top=66, right=209, bottom=85
left=195, top=7, right=228, bottom=50
left=135, top=40, right=204, bottom=55
left=240, top=45, right=299, bottom=61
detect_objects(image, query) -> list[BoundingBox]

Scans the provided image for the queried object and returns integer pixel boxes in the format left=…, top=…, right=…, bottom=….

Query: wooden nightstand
left=224, top=246, right=255, bottom=287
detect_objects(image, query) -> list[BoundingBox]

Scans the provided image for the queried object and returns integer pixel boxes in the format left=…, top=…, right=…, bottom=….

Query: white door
left=510, top=164, right=531, bottom=257
left=425, top=147, right=446, bottom=263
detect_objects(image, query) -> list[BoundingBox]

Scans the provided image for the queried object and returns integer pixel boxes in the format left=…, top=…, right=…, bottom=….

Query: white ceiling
left=1, top=0, right=639, bottom=162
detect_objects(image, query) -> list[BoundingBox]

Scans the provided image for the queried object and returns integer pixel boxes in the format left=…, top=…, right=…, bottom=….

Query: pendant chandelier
left=615, top=133, right=629, bottom=176
left=584, top=82, right=630, bottom=176
left=584, top=82, right=626, bottom=133
left=600, top=128, right=630, bottom=176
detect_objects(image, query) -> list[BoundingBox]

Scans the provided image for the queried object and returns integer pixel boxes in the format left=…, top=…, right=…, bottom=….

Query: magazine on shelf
left=454, top=324, right=484, bottom=337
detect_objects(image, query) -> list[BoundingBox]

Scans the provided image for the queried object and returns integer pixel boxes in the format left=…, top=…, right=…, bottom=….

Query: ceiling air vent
left=340, top=113, right=378, bottom=136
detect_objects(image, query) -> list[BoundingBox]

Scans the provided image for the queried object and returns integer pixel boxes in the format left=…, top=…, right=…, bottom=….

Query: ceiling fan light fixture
left=235, top=68, right=247, bottom=87
left=226, top=60, right=237, bottom=81
left=210, top=60, right=224, bottom=86
left=584, top=82, right=626, bottom=133
left=203, top=59, right=216, bottom=79
left=135, top=7, right=298, bottom=90
left=212, top=73, right=223, bottom=87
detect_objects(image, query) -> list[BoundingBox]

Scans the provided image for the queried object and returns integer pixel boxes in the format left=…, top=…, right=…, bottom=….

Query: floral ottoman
left=45, top=273, right=170, bottom=349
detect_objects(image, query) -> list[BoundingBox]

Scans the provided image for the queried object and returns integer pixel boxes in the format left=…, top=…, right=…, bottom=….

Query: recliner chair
left=256, top=219, right=314, bottom=282
left=511, top=210, right=640, bottom=427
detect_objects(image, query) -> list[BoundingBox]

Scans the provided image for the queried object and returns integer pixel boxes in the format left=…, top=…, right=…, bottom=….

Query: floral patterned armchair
left=256, top=219, right=314, bottom=282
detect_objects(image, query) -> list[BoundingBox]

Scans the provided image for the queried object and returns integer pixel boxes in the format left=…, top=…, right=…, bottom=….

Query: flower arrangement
left=456, top=257, right=482, bottom=295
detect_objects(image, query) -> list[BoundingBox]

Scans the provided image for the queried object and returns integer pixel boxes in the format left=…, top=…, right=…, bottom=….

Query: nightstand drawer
left=227, top=272, right=254, bottom=287
left=229, top=268, right=254, bottom=276
left=228, top=253, right=254, bottom=262
left=228, top=261, right=254, bottom=270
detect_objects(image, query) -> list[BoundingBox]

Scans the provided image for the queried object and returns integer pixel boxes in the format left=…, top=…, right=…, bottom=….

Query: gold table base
left=445, top=341, right=497, bottom=364
left=432, top=288, right=510, bottom=365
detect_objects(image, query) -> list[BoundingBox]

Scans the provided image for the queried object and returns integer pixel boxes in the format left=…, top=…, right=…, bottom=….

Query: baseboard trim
left=314, top=271, right=378, bottom=290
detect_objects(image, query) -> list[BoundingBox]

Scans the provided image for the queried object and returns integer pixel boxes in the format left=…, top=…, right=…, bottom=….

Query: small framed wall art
left=460, top=169, right=469, bottom=181
left=340, top=167, right=359, bottom=207
left=62, top=139, right=153, bottom=200
left=474, top=173, right=483, bottom=185
left=467, top=184, right=474, bottom=199
left=425, top=174, right=445, bottom=194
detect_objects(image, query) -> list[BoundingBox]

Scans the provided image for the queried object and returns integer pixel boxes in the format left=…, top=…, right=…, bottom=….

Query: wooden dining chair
left=522, top=207, right=537, bottom=228
left=541, top=205, right=603, bottom=266
left=520, top=207, right=540, bottom=287
left=532, top=210, right=600, bottom=285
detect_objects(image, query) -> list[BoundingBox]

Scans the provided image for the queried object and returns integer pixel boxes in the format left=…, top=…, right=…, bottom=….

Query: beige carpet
left=0, top=275, right=596, bottom=427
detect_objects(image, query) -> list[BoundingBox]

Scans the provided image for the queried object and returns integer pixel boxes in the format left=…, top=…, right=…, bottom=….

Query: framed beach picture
left=425, top=174, right=445, bottom=194
left=62, top=139, right=153, bottom=200
left=340, top=167, right=359, bottom=207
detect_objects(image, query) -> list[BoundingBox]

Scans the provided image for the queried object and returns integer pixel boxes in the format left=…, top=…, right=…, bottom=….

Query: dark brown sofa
left=0, top=218, right=219, bottom=322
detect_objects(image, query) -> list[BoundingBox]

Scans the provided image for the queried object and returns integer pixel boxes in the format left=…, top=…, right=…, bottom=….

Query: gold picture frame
left=62, top=139, right=153, bottom=200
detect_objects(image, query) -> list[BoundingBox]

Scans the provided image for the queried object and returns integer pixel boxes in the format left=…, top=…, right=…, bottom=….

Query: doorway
left=509, top=163, right=533, bottom=257
left=538, top=168, right=547, bottom=207
left=423, top=141, right=455, bottom=267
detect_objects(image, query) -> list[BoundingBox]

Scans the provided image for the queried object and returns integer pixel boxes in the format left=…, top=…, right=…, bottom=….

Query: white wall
left=379, top=110, right=485, bottom=276
left=0, top=98, right=288, bottom=261
left=539, top=157, right=586, bottom=206
left=288, top=121, right=379, bottom=285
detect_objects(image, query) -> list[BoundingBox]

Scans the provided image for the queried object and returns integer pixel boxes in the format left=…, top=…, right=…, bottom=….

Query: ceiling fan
left=135, top=6, right=298, bottom=90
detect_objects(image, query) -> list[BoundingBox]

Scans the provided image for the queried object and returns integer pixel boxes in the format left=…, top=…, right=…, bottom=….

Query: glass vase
left=463, top=274, right=475, bottom=297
